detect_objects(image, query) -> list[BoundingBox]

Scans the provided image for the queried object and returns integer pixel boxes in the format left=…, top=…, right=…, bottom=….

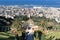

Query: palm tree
left=40, top=19, right=47, bottom=29
left=11, top=18, right=23, bottom=31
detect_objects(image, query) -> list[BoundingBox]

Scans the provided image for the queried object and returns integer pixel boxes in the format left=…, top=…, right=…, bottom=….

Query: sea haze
left=0, top=0, right=60, bottom=7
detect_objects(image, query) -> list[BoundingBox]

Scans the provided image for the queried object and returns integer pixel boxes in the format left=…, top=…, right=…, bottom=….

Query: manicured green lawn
left=46, top=31, right=60, bottom=40
left=49, top=31, right=60, bottom=38
left=0, top=31, right=22, bottom=40
left=0, top=31, right=60, bottom=40
left=0, top=32, right=15, bottom=40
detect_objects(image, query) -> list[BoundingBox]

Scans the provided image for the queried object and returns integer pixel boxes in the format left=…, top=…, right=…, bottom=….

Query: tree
left=40, top=19, right=47, bottom=29
left=47, top=22, right=54, bottom=30
left=23, top=15, right=29, bottom=21
left=11, top=19, right=22, bottom=30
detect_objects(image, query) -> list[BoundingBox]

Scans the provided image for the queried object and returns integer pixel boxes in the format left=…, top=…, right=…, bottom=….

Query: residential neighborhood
left=0, top=6, right=60, bottom=23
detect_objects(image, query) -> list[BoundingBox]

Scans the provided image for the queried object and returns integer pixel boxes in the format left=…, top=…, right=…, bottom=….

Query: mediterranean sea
left=0, top=0, right=60, bottom=8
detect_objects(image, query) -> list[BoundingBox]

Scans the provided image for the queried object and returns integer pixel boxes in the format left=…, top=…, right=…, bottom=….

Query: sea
left=0, top=0, right=60, bottom=8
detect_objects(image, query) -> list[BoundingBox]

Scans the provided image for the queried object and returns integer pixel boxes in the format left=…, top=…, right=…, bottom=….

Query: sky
left=0, top=0, right=60, bottom=7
